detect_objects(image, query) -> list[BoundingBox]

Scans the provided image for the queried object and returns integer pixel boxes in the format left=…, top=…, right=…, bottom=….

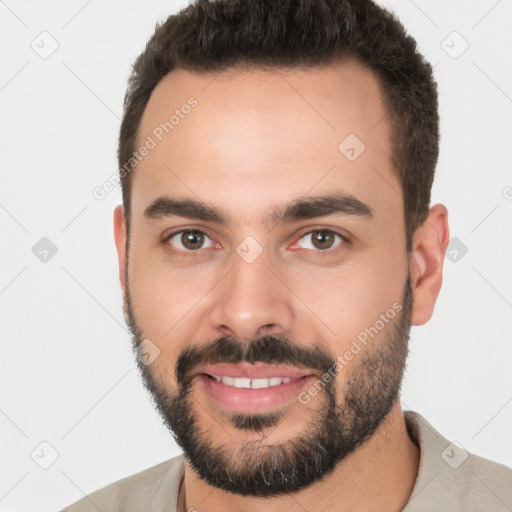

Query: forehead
left=131, top=60, right=398, bottom=227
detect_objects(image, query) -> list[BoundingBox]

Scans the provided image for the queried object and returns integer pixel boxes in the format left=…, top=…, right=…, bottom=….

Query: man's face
left=120, top=61, right=413, bottom=495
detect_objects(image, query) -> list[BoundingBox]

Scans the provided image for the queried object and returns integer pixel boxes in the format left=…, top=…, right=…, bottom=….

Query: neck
left=178, top=403, right=419, bottom=512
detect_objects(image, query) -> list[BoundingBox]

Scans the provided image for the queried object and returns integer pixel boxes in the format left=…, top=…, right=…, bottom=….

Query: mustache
left=175, top=334, right=336, bottom=389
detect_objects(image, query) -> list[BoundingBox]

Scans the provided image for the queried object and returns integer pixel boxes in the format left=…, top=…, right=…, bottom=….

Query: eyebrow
left=143, top=192, right=374, bottom=229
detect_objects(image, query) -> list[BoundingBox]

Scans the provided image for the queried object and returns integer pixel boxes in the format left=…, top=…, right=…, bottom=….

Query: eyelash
left=161, top=228, right=349, bottom=258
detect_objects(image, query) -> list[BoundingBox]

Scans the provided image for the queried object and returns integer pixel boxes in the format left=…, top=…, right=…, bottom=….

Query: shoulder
left=404, top=411, right=512, bottom=512
left=61, top=453, right=186, bottom=512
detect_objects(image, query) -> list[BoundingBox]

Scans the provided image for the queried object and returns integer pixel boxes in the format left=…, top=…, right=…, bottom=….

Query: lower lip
left=198, top=374, right=313, bottom=414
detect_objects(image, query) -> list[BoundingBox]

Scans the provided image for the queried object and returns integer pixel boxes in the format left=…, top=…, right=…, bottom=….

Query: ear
left=409, top=204, right=450, bottom=326
left=113, top=205, right=127, bottom=296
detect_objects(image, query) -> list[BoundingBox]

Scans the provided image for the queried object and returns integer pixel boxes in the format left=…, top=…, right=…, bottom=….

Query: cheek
left=294, top=275, right=386, bottom=347
left=130, top=263, right=206, bottom=337
left=127, top=253, right=235, bottom=386
left=128, top=267, right=200, bottom=384
left=286, top=257, right=407, bottom=354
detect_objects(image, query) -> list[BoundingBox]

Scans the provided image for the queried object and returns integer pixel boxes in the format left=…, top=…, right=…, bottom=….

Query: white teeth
left=233, top=377, right=251, bottom=388
left=251, top=378, right=270, bottom=389
left=211, top=375, right=298, bottom=388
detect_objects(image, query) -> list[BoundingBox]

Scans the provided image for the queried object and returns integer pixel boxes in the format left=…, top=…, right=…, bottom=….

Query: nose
left=209, top=250, right=294, bottom=342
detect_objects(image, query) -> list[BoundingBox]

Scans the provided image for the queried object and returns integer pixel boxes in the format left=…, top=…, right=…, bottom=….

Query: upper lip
left=196, top=362, right=313, bottom=379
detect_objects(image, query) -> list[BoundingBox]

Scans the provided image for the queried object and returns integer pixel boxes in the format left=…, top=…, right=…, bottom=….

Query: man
left=64, top=0, right=512, bottom=510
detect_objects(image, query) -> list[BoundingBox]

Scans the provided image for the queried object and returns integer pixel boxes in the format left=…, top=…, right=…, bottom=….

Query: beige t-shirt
left=62, top=411, right=512, bottom=511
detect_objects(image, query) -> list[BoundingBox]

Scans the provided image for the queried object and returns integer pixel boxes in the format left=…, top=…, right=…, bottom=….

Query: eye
left=163, top=229, right=217, bottom=252
left=295, top=229, right=346, bottom=252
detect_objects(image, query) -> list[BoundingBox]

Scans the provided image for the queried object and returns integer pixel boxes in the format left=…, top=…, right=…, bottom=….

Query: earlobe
left=409, top=204, right=450, bottom=326
left=113, top=205, right=127, bottom=294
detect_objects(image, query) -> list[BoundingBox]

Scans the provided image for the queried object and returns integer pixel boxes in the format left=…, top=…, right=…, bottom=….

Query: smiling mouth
left=201, top=373, right=308, bottom=389
left=197, top=371, right=315, bottom=415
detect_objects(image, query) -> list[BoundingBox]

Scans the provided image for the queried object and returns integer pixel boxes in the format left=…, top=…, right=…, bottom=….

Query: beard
left=123, top=268, right=413, bottom=497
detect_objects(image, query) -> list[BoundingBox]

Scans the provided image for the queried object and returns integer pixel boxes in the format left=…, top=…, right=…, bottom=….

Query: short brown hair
left=118, top=0, right=439, bottom=251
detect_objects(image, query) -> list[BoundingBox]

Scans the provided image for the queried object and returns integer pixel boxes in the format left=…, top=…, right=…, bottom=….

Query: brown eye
left=165, top=230, right=215, bottom=252
left=297, top=230, right=344, bottom=251
left=181, top=231, right=204, bottom=250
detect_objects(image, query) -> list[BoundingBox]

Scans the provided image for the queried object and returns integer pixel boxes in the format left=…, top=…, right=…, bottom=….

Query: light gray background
left=1, top=1, right=511, bottom=510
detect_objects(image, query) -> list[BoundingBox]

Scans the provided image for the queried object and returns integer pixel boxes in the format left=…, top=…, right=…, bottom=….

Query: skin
left=113, top=60, right=450, bottom=511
